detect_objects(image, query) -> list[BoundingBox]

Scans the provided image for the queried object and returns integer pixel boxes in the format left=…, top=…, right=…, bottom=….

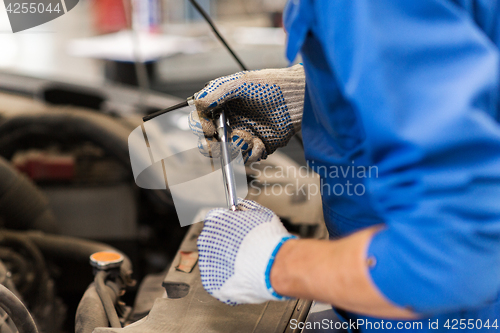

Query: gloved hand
left=197, top=199, right=296, bottom=305
left=188, top=64, right=305, bottom=164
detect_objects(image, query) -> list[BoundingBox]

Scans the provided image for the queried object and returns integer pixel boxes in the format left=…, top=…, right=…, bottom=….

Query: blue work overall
left=284, top=1, right=500, bottom=331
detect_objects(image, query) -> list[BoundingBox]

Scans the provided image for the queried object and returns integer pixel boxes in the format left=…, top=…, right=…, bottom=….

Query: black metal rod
left=142, top=100, right=189, bottom=122
left=188, top=0, right=248, bottom=71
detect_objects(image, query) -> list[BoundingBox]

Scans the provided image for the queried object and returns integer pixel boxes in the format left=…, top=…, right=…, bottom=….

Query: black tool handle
left=143, top=100, right=189, bottom=122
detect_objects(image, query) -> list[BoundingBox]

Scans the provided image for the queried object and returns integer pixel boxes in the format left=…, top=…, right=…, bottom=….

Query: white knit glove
left=189, top=64, right=305, bottom=164
left=197, top=199, right=296, bottom=305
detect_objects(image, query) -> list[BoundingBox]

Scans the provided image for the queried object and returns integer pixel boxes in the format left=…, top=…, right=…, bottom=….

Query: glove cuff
left=232, top=216, right=296, bottom=303
left=279, top=64, right=305, bottom=135
left=264, top=235, right=298, bottom=300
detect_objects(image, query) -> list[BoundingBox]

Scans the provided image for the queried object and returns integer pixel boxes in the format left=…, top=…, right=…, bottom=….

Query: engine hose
left=0, top=260, right=21, bottom=300
left=95, top=271, right=122, bottom=328
left=0, top=230, right=133, bottom=280
left=0, top=283, right=38, bottom=333
left=0, top=247, right=29, bottom=288
left=75, top=282, right=119, bottom=333
left=0, top=156, right=57, bottom=233
left=0, top=233, right=51, bottom=300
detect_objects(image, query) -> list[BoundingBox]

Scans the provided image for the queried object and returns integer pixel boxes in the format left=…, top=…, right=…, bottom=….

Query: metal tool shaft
left=215, top=111, right=238, bottom=211
left=142, top=97, right=194, bottom=122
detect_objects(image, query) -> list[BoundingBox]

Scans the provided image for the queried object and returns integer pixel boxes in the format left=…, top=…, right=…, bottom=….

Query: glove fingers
left=244, top=137, right=266, bottom=164
left=197, top=134, right=246, bottom=161
left=237, top=199, right=275, bottom=215
left=237, top=199, right=261, bottom=211
left=205, top=207, right=228, bottom=221
left=228, top=130, right=267, bottom=164
left=205, top=201, right=272, bottom=218
left=194, top=72, right=247, bottom=113
left=189, top=109, right=217, bottom=138
left=197, top=136, right=220, bottom=158
left=230, top=129, right=253, bottom=154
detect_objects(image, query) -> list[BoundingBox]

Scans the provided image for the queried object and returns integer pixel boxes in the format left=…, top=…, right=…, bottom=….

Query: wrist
left=264, top=235, right=297, bottom=300
left=269, top=237, right=300, bottom=298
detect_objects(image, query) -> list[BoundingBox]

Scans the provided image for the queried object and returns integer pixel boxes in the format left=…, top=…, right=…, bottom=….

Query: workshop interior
left=0, top=1, right=329, bottom=332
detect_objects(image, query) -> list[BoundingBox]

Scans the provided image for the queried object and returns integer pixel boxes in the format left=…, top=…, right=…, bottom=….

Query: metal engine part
left=0, top=233, right=66, bottom=333
left=0, top=261, right=23, bottom=333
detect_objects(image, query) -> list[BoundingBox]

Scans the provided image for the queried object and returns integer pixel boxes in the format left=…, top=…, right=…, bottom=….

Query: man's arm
left=271, top=226, right=416, bottom=319
left=198, top=199, right=417, bottom=314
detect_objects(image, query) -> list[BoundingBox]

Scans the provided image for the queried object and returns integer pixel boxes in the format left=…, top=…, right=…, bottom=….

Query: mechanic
left=189, top=0, right=500, bottom=331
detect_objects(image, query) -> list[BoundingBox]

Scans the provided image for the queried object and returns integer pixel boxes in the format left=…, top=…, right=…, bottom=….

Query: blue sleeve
left=314, top=0, right=500, bottom=314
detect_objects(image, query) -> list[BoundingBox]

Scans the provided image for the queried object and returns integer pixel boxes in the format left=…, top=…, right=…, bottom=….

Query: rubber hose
left=1, top=230, right=133, bottom=279
left=0, top=157, right=57, bottom=233
left=0, top=248, right=29, bottom=287
left=94, top=271, right=121, bottom=328
left=75, top=282, right=118, bottom=333
left=0, top=233, right=50, bottom=298
left=0, top=284, right=38, bottom=333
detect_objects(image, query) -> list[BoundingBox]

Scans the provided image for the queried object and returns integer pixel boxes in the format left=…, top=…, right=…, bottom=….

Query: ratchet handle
left=213, top=108, right=239, bottom=211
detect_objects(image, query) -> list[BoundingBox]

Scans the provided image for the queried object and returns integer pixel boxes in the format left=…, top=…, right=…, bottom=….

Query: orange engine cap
left=90, top=251, right=124, bottom=270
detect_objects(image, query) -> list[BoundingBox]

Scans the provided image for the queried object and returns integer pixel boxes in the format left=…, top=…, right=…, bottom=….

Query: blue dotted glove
left=197, top=199, right=297, bottom=305
left=189, top=65, right=305, bottom=164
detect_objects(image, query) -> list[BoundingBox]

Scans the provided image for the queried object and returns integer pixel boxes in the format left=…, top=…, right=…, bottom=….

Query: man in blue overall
left=189, top=1, right=500, bottom=331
